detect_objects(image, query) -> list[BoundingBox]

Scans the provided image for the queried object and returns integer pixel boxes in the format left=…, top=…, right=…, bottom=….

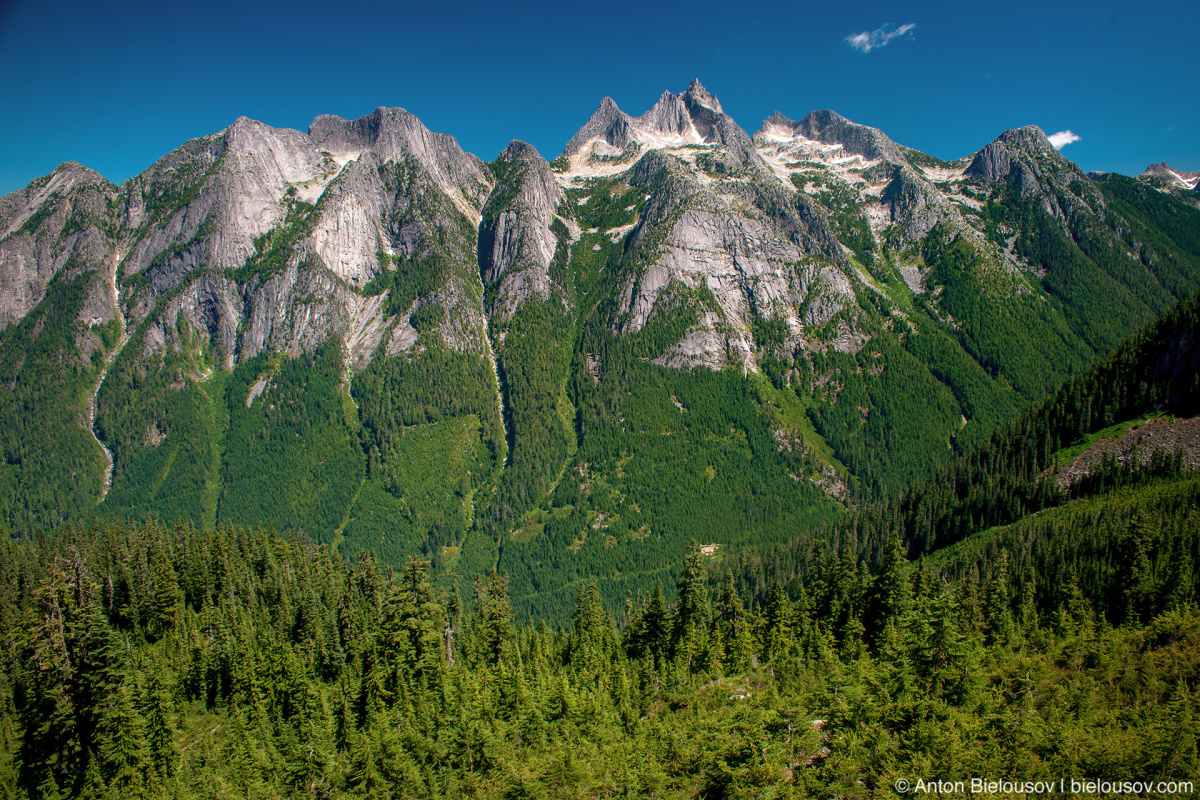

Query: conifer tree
left=673, top=543, right=712, bottom=673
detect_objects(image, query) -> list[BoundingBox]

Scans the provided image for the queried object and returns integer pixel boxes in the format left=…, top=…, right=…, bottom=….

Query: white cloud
left=846, top=23, right=917, bottom=53
left=1048, top=130, right=1081, bottom=150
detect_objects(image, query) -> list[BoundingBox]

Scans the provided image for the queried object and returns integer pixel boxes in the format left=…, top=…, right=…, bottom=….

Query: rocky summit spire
left=637, top=90, right=692, bottom=136
left=563, top=96, right=635, bottom=157
left=682, top=79, right=722, bottom=114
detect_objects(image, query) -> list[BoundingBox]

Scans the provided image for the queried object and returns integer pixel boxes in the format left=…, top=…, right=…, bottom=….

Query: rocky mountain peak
left=966, top=125, right=1073, bottom=191
left=562, top=97, right=635, bottom=157
left=309, top=107, right=490, bottom=218
left=682, top=79, right=722, bottom=114
left=309, top=107, right=424, bottom=154
left=762, top=110, right=792, bottom=129
left=996, top=125, right=1054, bottom=153
left=562, top=81, right=745, bottom=161
left=479, top=139, right=563, bottom=321
left=637, top=90, right=692, bottom=136
left=1139, top=162, right=1200, bottom=190
left=791, top=110, right=901, bottom=163
left=500, top=139, right=540, bottom=162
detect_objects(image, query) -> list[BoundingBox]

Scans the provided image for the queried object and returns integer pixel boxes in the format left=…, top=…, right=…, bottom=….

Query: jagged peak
left=637, top=90, right=692, bottom=136
left=966, top=126, right=1072, bottom=188
left=563, top=82, right=737, bottom=158
left=1139, top=162, right=1200, bottom=183
left=582, top=97, right=630, bottom=126
left=563, top=97, right=635, bottom=157
left=682, top=79, right=722, bottom=114
left=1, top=162, right=112, bottom=206
left=308, top=106, right=424, bottom=150
left=760, top=111, right=795, bottom=130
left=800, top=109, right=851, bottom=128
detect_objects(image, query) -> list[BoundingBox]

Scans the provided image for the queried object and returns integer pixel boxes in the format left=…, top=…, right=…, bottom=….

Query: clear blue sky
left=1, top=0, right=1196, bottom=196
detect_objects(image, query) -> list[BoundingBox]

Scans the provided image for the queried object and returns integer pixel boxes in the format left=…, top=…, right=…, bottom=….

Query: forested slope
left=1, top=489, right=1197, bottom=800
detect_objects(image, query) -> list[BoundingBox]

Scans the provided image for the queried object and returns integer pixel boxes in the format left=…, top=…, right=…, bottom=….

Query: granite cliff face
left=557, top=83, right=857, bottom=370
left=110, top=109, right=495, bottom=369
left=0, top=163, right=116, bottom=329
left=478, top=141, right=566, bottom=322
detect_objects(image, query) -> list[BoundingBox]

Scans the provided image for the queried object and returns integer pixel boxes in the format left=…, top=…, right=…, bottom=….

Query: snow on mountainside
left=1140, top=162, right=1200, bottom=191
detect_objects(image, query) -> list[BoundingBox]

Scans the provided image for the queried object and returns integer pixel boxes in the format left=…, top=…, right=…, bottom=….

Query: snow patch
left=754, top=133, right=882, bottom=192
left=555, top=120, right=716, bottom=188
left=1169, top=169, right=1199, bottom=189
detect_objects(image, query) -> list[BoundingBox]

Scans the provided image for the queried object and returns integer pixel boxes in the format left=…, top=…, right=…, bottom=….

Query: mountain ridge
left=2, top=81, right=1199, bottom=619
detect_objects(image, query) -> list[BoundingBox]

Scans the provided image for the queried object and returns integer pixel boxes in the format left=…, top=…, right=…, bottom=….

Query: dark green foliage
left=347, top=342, right=504, bottom=563
left=921, top=223, right=1094, bottom=400
left=733, top=290, right=1200, bottom=601
left=933, top=475, right=1200, bottom=627
left=96, top=329, right=224, bottom=528
left=486, top=299, right=576, bottom=532
left=1, top=477, right=1197, bottom=799
left=804, top=332, right=964, bottom=494
left=361, top=253, right=447, bottom=319
left=988, top=175, right=1200, bottom=356
left=750, top=315, right=787, bottom=350
left=498, top=330, right=841, bottom=620
left=408, top=303, right=444, bottom=332
left=899, top=313, right=1021, bottom=452
left=567, top=180, right=646, bottom=232
left=0, top=272, right=108, bottom=532
left=218, top=342, right=364, bottom=541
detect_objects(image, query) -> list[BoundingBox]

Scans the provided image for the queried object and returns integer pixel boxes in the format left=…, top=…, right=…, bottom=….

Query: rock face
left=0, top=163, right=116, bottom=329
left=101, top=108, right=497, bottom=367
left=564, top=97, right=636, bottom=157
left=309, top=108, right=492, bottom=222
left=612, top=150, right=849, bottom=368
left=478, top=141, right=566, bottom=321
left=556, top=84, right=866, bottom=371
left=2, top=89, right=1187, bottom=377
left=754, top=109, right=968, bottom=250
left=965, top=125, right=1075, bottom=198
left=767, top=109, right=903, bottom=163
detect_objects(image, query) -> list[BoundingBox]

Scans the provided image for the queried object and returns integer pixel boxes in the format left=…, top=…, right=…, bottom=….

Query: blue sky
left=1, top=0, right=1196, bottom=196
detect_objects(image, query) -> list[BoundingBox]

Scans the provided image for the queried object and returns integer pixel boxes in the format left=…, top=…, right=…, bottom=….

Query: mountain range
left=3, top=79, right=1199, bottom=617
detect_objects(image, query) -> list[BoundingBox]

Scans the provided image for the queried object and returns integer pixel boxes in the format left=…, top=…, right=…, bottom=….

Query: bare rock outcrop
left=0, top=163, right=116, bottom=329
left=478, top=141, right=566, bottom=321
left=563, top=97, right=636, bottom=158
